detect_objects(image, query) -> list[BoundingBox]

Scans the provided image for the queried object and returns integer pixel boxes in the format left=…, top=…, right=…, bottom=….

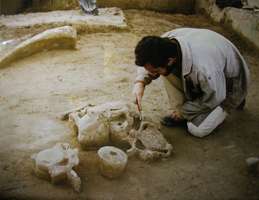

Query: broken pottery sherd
left=98, top=146, right=128, bottom=179
left=32, top=143, right=81, bottom=192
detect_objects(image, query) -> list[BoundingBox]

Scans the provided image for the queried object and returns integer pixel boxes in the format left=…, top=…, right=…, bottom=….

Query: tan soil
left=0, top=10, right=258, bottom=200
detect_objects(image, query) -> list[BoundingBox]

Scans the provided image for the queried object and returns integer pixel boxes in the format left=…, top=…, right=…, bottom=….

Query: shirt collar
left=175, top=37, right=193, bottom=77
left=165, top=36, right=193, bottom=77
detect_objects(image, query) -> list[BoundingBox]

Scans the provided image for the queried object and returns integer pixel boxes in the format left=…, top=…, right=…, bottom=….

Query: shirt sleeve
left=181, top=70, right=226, bottom=121
left=135, top=67, right=160, bottom=86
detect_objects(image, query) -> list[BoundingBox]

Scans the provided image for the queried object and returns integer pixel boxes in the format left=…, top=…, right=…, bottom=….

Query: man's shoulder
left=162, top=28, right=219, bottom=39
left=161, top=28, right=199, bottom=38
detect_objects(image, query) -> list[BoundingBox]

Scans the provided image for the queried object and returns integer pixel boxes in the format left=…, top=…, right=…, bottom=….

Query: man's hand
left=171, top=110, right=184, bottom=121
left=132, top=82, right=145, bottom=110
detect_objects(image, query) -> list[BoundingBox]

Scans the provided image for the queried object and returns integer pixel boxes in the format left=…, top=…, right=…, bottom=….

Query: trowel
left=136, top=98, right=142, bottom=121
left=132, top=98, right=142, bottom=130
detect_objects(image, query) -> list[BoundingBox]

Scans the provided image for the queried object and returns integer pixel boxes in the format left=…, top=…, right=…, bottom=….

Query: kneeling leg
left=187, top=106, right=227, bottom=138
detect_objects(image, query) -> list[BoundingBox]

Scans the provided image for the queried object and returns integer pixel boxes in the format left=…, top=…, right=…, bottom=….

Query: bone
left=68, top=101, right=135, bottom=148
left=67, top=170, right=82, bottom=192
left=126, top=122, right=173, bottom=161
left=60, top=103, right=95, bottom=121
left=97, top=146, right=128, bottom=179
left=69, top=111, right=110, bottom=148
left=66, top=101, right=173, bottom=161
left=32, top=143, right=81, bottom=192
left=0, top=26, right=77, bottom=68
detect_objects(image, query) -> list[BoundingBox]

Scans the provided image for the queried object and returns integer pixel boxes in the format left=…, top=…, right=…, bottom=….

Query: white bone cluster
left=127, top=122, right=173, bottom=161
left=31, top=143, right=81, bottom=192
left=67, top=101, right=173, bottom=161
left=32, top=101, right=174, bottom=192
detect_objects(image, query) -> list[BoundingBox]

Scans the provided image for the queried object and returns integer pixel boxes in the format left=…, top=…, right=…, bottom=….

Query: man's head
left=135, top=36, right=178, bottom=76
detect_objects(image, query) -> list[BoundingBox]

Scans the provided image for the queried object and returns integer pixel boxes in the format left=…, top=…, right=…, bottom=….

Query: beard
left=163, top=63, right=176, bottom=76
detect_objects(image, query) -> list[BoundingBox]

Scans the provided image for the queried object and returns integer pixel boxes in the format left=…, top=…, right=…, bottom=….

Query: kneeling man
left=133, top=28, right=250, bottom=138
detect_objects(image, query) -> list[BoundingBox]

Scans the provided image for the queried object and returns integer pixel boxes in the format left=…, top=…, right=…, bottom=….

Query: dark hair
left=135, top=36, right=178, bottom=68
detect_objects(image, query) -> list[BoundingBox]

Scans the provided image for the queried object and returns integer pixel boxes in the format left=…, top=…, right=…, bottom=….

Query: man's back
left=162, top=28, right=249, bottom=81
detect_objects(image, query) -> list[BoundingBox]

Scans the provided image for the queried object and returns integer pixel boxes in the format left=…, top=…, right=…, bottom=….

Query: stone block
left=0, top=8, right=127, bottom=32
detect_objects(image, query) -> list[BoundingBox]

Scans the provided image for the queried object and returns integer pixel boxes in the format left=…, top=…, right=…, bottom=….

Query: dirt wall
left=0, top=0, right=26, bottom=15
left=29, top=0, right=195, bottom=13
left=98, top=0, right=195, bottom=13
left=31, top=0, right=78, bottom=11
left=195, top=0, right=259, bottom=49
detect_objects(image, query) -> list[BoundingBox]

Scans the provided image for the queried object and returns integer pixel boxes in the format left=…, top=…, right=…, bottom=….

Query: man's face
left=144, top=64, right=169, bottom=76
left=144, top=57, right=176, bottom=76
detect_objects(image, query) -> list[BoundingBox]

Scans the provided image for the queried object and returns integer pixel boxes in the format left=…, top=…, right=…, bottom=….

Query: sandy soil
left=0, top=10, right=258, bottom=200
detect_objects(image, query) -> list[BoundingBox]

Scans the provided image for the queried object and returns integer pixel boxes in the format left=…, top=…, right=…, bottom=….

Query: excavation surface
left=0, top=10, right=258, bottom=200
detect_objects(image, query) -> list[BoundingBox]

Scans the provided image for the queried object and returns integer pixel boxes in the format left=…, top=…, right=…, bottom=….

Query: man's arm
left=135, top=67, right=160, bottom=85
left=133, top=67, right=160, bottom=110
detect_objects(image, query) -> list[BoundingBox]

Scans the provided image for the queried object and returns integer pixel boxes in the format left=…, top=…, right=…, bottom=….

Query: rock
left=32, top=143, right=81, bottom=192
left=247, top=0, right=259, bottom=8
left=224, top=8, right=259, bottom=48
left=0, top=26, right=77, bottom=68
left=195, top=0, right=259, bottom=49
left=98, top=146, right=128, bottom=179
left=246, top=156, right=259, bottom=175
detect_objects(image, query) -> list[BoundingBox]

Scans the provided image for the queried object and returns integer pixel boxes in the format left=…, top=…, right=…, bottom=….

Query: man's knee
left=187, top=123, right=212, bottom=138
left=187, top=106, right=227, bottom=138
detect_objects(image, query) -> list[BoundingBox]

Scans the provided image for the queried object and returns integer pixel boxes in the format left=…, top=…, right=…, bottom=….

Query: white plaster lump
left=66, top=101, right=173, bottom=161
left=31, top=143, right=81, bottom=192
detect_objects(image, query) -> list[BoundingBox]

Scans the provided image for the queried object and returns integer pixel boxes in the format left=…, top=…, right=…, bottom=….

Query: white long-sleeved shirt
left=136, top=28, right=250, bottom=122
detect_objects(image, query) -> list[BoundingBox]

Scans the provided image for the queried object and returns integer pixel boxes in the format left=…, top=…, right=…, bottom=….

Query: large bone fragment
left=67, top=101, right=173, bottom=161
left=32, top=143, right=81, bottom=192
left=68, top=101, right=136, bottom=148
left=127, top=122, right=173, bottom=161
left=0, top=26, right=77, bottom=68
left=69, top=111, right=110, bottom=148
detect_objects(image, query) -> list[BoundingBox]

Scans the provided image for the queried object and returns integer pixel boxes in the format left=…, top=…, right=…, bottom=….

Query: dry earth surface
left=0, top=9, right=258, bottom=200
